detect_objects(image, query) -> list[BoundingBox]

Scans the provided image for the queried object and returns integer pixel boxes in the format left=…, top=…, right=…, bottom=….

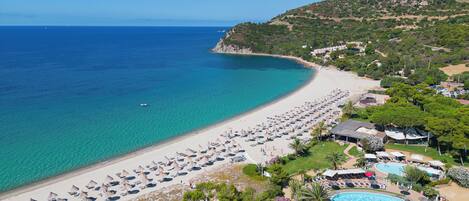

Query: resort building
left=384, top=128, right=430, bottom=144
left=322, top=168, right=366, bottom=179
left=310, top=45, right=347, bottom=56
left=330, top=120, right=384, bottom=142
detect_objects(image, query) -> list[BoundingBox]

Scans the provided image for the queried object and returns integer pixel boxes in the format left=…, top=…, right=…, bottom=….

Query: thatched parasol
left=47, top=192, right=57, bottom=201
left=86, top=180, right=97, bottom=189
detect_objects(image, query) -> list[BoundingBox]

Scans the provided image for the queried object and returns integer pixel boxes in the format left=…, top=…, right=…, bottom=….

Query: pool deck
left=372, top=165, right=425, bottom=201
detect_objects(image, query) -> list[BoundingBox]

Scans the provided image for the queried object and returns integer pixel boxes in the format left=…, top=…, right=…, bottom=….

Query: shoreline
left=0, top=53, right=318, bottom=199
left=0, top=53, right=380, bottom=201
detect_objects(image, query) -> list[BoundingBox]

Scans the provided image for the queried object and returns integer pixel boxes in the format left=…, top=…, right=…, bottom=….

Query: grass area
left=242, top=164, right=267, bottom=181
left=385, top=144, right=467, bottom=167
left=281, top=141, right=348, bottom=174
left=348, top=146, right=363, bottom=157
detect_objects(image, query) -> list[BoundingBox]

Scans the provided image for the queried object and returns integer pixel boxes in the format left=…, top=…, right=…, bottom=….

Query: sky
left=0, top=0, right=317, bottom=26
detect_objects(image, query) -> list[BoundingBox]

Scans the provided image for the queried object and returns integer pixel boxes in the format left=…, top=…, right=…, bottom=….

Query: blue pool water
left=0, top=26, right=313, bottom=191
left=332, top=192, right=404, bottom=201
left=375, top=162, right=406, bottom=176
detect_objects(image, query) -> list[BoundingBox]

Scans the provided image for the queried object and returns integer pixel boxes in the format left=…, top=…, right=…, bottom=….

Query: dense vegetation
left=387, top=166, right=431, bottom=192
left=354, top=83, right=469, bottom=165
left=219, top=0, right=469, bottom=83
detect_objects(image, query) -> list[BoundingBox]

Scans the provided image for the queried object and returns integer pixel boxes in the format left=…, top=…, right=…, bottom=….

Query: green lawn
left=348, top=146, right=363, bottom=157
left=281, top=141, right=348, bottom=174
left=242, top=164, right=267, bottom=181
left=385, top=144, right=467, bottom=167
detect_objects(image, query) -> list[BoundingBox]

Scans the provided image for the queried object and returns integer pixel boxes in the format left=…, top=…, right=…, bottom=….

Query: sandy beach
left=0, top=54, right=379, bottom=201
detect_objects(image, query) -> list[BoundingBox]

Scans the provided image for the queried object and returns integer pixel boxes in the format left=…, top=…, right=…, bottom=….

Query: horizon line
left=0, top=24, right=236, bottom=27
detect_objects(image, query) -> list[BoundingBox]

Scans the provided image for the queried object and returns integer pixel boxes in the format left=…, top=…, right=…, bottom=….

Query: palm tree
left=256, top=163, right=264, bottom=177
left=289, top=138, right=306, bottom=156
left=311, top=121, right=326, bottom=141
left=298, top=169, right=307, bottom=184
left=289, top=180, right=303, bottom=201
left=342, top=101, right=354, bottom=119
left=301, top=183, right=329, bottom=201
left=354, top=156, right=367, bottom=168
left=326, top=152, right=344, bottom=170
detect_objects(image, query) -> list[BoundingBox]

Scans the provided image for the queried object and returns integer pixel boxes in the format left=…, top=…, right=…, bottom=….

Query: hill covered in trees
left=214, top=0, right=469, bottom=84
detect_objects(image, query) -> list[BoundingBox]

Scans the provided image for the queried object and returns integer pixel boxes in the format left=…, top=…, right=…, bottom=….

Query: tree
left=365, top=44, right=374, bottom=55
left=311, top=121, right=327, bottom=141
left=464, top=80, right=469, bottom=90
left=342, top=101, right=355, bottom=118
left=448, top=126, right=469, bottom=166
left=360, top=136, right=384, bottom=152
left=403, top=166, right=430, bottom=186
left=289, top=138, right=306, bottom=156
left=426, top=117, right=460, bottom=155
left=289, top=180, right=302, bottom=201
left=370, top=103, right=427, bottom=143
left=256, top=163, right=265, bottom=178
left=326, top=152, right=345, bottom=170
left=300, top=183, right=329, bottom=201
left=423, top=186, right=439, bottom=200
left=268, top=164, right=290, bottom=187
left=354, top=156, right=367, bottom=168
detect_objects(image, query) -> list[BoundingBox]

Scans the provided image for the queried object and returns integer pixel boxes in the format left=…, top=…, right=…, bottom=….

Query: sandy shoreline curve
left=0, top=53, right=380, bottom=201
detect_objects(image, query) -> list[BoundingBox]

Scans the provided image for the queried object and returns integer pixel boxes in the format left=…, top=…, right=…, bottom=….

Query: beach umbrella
left=137, top=165, right=145, bottom=174
left=47, top=192, right=58, bottom=201
left=365, top=172, right=374, bottom=178
left=122, top=181, right=131, bottom=192
left=79, top=191, right=88, bottom=201
left=105, top=175, right=114, bottom=184
left=150, top=161, right=159, bottom=170
left=158, top=168, right=166, bottom=176
left=121, top=169, right=130, bottom=178
left=140, top=173, right=149, bottom=187
left=69, top=185, right=79, bottom=196
left=104, top=189, right=114, bottom=199
left=156, top=170, right=165, bottom=182
left=86, top=180, right=97, bottom=189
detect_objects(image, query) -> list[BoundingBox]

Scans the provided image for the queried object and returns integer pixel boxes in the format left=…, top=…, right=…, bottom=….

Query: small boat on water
left=140, top=103, right=149, bottom=107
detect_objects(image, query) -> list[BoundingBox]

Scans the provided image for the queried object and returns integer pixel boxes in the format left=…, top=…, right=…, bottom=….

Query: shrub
left=360, top=136, right=384, bottom=152
left=430, top=178, right=451, bottom=187
left=381, top=76, right=408, bottom=88
left=447, top=167, right=469, bottom=188
left=268, top=164, right=290, bottom=187
left=387, top=174, right=409, bottom=185
left=411, top=183, right=424, bottom=192
left=423, top=186, right=439, bottom=199
left=404, top=166, right=430, bottom=186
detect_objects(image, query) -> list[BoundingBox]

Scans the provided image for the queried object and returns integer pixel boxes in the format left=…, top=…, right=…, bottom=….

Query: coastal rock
left=212, top=40, right=252, bottom=54
left=212, top=30, right=252, bottom=54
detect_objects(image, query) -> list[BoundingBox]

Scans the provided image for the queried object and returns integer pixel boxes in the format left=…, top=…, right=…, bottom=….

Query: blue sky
left=0, top=0, right=316, bottom=26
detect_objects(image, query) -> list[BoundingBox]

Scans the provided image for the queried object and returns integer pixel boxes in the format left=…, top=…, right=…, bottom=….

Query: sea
left=0, top=26, right=313, bottom=192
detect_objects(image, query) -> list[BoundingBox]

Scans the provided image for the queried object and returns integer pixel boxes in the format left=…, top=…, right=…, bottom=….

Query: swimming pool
left=331, top=192, right=404, bottom=201
left=375, top=162, right=406, bottom=176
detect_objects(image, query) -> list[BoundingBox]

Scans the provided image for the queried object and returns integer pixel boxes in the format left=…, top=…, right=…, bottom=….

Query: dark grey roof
left=331, top=120, right=378, bottom=140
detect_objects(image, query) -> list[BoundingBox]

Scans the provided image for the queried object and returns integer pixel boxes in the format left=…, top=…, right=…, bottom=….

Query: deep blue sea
left=0, top=26, right=312, bottom=192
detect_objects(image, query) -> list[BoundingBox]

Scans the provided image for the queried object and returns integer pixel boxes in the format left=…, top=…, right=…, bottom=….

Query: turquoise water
left=332, top=192, right=404, bottom=201
left=375, top=162, right=406, bottom=176
left=0, top=26, right=313, bottom=192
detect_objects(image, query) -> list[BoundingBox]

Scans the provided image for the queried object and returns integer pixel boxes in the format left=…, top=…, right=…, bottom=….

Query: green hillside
left=216, top=0, right=469, bottom=84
